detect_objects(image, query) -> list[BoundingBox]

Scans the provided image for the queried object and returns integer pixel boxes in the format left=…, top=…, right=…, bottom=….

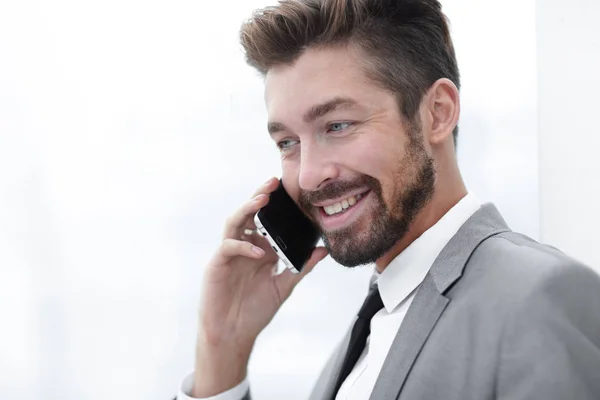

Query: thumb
left=276, top=246, right=328, bottom=297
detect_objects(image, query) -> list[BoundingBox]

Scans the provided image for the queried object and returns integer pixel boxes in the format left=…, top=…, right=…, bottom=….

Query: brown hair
left=240, top=0, right=461, bottom=144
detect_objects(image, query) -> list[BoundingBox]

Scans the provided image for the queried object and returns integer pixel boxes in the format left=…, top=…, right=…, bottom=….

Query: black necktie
left=332, top=285, right=385, bottom=397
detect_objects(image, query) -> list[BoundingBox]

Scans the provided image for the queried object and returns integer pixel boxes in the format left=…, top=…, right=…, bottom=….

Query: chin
left=322, top=219, right=383, bottom=267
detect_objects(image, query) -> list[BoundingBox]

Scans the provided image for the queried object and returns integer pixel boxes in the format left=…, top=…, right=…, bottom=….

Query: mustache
left=298, top=175, right=379, bottom=208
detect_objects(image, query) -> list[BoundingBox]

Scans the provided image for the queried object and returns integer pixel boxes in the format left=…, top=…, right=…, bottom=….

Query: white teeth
left=322, top=193, right=364, bottom=216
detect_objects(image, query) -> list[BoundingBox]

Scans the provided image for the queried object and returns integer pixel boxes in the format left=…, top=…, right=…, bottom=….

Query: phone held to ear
left=254, top=179, right=321, bottom=274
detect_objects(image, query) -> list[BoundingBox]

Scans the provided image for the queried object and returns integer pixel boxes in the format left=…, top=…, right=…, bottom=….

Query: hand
left=192, top=177, right=328, bottom=397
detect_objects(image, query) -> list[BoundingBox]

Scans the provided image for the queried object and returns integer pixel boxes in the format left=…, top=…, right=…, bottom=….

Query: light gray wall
left=537, top=0, right=600, bottom=273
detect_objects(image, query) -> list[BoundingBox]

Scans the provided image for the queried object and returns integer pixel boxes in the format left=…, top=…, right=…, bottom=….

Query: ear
left=424, top=78, right=460, bottom=146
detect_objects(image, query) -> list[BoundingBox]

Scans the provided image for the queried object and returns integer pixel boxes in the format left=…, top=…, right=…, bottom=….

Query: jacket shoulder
left=472, top=231, right=596, bottom=287
left=452, top=231, right=600, bottom=315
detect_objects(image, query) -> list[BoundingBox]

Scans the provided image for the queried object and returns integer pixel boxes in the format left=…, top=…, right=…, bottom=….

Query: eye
left=276, top=139, right=299, bottom=151
left=327, top=122, right=352, bottom=133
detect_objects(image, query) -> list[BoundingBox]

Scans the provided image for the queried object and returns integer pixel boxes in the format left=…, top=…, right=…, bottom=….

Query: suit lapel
left=369, top=203, right=511, bottom=400
left=369, top=275, right=448, bottom=400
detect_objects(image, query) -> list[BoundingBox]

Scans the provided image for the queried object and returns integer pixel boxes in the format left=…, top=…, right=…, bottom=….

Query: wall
left=537, top=0, right=600, bottom=273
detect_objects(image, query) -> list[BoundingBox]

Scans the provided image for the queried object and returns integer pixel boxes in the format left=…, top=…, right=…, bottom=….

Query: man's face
left=265, top=46, right=435, bottom=267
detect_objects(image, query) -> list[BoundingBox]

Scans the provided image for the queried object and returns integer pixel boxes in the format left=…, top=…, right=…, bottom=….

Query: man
left=177, top=0, right=600, bottom=399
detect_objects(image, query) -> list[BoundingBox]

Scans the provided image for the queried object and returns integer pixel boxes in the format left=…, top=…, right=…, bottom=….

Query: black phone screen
left=256, top=180, right=320, bottom=271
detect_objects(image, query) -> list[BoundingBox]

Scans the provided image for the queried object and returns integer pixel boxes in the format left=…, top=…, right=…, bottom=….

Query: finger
left=244, top=219, right=257, bottom=233
left=240, top=230, right=275, bottom=257
left=222, top=194, right=269, bottom=239
left=222, top=178, right=279, bottom=240
left=242, top=228, right=256, bottom=237
left=243, top=233, right=279, bottom=259
left=276, top=247, right=328, bottom=297
left=250, top=177, right=279, bottom=199
left=214, top=238, right=265, bottom=264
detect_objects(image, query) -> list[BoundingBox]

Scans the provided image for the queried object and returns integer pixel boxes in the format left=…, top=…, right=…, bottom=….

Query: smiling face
left=265, top=46, right=436, bottom=267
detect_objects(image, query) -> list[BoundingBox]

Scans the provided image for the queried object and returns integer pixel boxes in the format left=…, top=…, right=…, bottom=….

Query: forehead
left=264, top=46, right=390, bottom=121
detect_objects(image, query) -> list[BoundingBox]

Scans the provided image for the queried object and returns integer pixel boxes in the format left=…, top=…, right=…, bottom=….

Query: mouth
left=315, top=189, right=372, bottom=231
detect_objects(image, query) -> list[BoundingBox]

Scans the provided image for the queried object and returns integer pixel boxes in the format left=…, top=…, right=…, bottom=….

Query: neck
left=374, top=175, right=467, bottom=274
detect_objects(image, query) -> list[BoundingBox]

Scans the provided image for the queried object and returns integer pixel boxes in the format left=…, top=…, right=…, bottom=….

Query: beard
left=298, top=127, right=436, bottom=267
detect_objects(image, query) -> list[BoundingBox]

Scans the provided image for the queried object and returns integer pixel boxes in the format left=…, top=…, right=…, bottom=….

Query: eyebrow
left=267, top=97, right=358, bottom=136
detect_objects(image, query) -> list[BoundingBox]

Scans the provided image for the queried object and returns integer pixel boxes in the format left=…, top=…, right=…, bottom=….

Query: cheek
left=339, top=137, right=401, bottom=180
left=345, top=135, right=408, bottom=205
left=281, top=161, right=301, bottom=201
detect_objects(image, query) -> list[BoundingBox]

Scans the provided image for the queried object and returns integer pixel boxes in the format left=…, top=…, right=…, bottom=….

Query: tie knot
left=357, top=286, right=384, bottom=321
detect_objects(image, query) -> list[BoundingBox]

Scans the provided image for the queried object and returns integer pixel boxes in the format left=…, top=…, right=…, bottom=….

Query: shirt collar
left=375, top=192, right=482, bottom=313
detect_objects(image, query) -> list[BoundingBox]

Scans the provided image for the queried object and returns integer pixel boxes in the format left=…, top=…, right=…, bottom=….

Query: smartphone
left=254, top=179, right=321, bottom=274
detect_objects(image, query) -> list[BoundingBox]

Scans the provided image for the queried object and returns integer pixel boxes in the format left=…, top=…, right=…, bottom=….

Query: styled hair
left=240, top=0, right=461, bottom=144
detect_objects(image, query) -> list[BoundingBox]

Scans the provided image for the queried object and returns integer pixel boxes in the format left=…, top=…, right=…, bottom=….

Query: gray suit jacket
left=241, top=203, right=600, bottom=399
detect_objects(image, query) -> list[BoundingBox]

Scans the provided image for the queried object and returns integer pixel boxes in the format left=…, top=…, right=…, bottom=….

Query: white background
left=0, top=1, right=542, bottom=399
left=537, top=0, right=600, bottom=272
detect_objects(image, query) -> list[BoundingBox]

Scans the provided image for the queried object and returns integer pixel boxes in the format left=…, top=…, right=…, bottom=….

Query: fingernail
left=253, top=194, right=265, bottom=202
left=252, top=246, right=265, bottom=256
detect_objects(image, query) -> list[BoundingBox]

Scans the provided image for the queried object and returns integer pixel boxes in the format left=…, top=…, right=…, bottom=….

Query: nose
left=298, top=140, right=339, bottom=191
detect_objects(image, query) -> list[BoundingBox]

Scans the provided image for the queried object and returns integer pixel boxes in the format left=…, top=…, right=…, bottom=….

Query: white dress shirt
left=178, top=193, right=481, bottom=400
